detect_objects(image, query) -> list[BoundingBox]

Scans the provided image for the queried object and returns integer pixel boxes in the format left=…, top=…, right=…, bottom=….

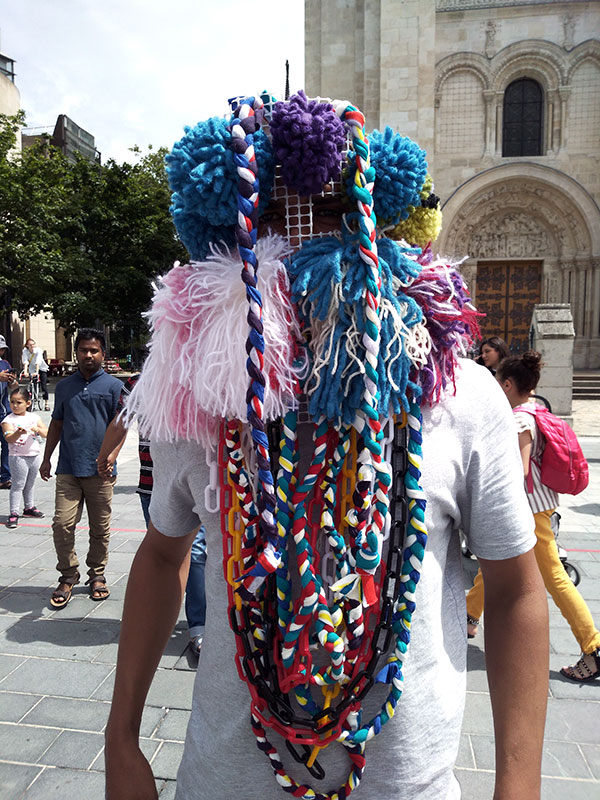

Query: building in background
left=22, top=114, right=100, bottom=163
left=0, top=40, right=20, bottom=151
left=306, top=0, right=600, bottom=367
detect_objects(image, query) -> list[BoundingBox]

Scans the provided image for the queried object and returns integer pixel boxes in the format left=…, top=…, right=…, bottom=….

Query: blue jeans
left=139, top=492, right=151, bottom=526
left=186, top=525, right=207, bottom=637
left=0, top=423, right=10, bottom=482
left=139, top=493, right=206, bottom=636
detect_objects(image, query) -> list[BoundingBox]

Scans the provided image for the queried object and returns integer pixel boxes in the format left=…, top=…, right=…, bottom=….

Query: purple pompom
left=270, top=91, right=346, bottom=196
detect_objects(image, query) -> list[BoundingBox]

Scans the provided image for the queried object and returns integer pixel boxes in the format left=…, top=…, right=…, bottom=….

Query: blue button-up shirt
left=52, top=368, right=122, bottom=477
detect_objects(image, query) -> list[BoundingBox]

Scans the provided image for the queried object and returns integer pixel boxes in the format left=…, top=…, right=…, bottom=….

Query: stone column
left=546, top=90, right=556, bottom=154
left=494, top=92, right=503, bottom=155
left=557, top=86, right=570, bottom=153
left=530, top=304, right=575, bottom=419
left=483, top=90, right=496, bottom=157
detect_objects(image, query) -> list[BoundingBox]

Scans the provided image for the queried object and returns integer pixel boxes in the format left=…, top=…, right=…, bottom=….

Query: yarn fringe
left=404, top=253, right=482, bottom=404
left=123, top=235, right=305, bottom=446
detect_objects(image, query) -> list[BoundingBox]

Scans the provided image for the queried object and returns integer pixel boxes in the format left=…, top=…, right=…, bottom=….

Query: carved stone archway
left=439, top=163, right=600, bottom=367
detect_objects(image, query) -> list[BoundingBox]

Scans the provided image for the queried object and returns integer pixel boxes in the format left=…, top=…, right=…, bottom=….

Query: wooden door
left=476, top=261, right=542, bottom=352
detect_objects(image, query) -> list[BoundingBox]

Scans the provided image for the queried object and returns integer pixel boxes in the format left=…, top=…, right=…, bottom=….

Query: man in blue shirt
left=40, top=328, right=122, bottom=608
left=0, top=335, right=18, bottom=489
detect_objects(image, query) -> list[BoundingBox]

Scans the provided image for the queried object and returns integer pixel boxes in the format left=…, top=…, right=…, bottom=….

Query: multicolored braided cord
left=335, top=102, right=390, bottom=608
left=230, top=96, right=282, bottom=597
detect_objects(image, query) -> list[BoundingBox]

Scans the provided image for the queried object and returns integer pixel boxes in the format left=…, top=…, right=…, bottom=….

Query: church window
left=502, top=78, right=543, bottom=157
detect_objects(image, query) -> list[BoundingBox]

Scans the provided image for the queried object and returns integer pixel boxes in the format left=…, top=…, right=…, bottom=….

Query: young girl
left=467, top=351, right=600, bottom=682
left=1, top=387, right=47, bottom=528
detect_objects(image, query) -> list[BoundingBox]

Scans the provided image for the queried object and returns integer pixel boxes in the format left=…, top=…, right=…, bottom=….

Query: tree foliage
left=0, top=114, right=186, bottom=336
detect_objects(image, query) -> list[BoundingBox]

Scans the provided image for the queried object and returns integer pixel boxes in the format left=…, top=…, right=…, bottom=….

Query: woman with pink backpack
left=467, top=350, right=600, bottom=682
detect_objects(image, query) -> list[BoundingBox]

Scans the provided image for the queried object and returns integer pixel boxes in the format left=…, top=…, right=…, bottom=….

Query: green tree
left=0, top=114, right=186, bottom=338
left=57, top=145, right=185, bottom=337
left=0, top=113, right=73, bottom=318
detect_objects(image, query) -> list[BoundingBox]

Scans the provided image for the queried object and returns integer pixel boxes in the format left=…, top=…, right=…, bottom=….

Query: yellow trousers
left=466, top=508, right=600, bottom=655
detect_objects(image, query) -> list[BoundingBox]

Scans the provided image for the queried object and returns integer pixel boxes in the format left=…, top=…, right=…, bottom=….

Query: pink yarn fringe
left=123, top=235, right=304, bottom=447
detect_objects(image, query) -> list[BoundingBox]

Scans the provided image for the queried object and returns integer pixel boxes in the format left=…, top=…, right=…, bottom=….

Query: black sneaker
left=6, top=514, right=18, bottom=528
left=23, top=507, right=44, bottom=518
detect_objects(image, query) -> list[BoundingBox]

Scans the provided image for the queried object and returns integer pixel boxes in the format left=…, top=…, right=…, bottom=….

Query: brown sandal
left=560, top=650, right=600, bottom=683
left=87, top=576, right=110, bottom=601
left=50, top=572, right=80, bottom=609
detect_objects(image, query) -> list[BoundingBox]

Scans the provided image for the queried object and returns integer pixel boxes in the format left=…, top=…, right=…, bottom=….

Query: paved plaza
left=0, top=388, right=598, bottom=798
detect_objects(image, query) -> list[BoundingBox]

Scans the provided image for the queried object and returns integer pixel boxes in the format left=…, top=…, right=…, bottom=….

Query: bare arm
left=34, top=416, right=48, bottom=437
left=97, top=416, right=129, bottom=479
left=479, top=549, right=548, bottom=800
left=105, top=522, right=196, bottom=800
left=2, top=420, right=26, bottom=443
left=518, top=430, right=532, bottom=478
left=40, top=418, right=63, bottom=480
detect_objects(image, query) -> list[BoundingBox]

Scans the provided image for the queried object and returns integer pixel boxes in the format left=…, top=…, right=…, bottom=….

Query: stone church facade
left=305, top=0, right=600, bottom=367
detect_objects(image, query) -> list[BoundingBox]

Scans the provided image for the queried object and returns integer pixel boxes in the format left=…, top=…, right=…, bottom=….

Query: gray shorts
left=148, top=440, right=219, bottom=538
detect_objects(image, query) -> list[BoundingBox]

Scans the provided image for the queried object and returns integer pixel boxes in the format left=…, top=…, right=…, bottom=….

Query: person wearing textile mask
left=105, top=92, right=548, bottom=800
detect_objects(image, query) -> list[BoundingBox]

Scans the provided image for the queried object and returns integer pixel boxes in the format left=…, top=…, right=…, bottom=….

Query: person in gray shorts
left=105, top=93, right=548, bottom=800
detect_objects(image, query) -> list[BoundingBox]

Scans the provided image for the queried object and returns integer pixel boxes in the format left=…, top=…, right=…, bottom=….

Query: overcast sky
left=0, top=0, right=304, bottom=162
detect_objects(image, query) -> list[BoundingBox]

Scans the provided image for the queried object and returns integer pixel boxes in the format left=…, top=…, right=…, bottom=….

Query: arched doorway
left=439, top=164, right=600, bottom=367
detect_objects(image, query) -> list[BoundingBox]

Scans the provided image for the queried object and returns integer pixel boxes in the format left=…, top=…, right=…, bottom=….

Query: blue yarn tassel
left=286, top=233, right=425, bottom=422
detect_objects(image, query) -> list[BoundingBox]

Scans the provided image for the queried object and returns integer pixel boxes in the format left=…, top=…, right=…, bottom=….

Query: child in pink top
left=1, top=387, right=47, bottom=528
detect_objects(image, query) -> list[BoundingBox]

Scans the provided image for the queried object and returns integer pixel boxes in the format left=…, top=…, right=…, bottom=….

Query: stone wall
left=304, top=0, right=600, bottom=366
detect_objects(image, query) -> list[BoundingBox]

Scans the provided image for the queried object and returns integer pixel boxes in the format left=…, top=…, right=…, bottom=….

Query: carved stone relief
left=466, top=213, right=552, bottom=259
left=485, top=21, right=497, bottom=59
left=562, top=14, right=576, bottom=51
left=446, top=181, right=591, bottom=259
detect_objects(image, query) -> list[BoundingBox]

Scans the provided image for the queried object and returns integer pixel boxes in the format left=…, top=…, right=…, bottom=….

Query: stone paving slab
left=151, top=741, right=186, bottom=781
left=1, top=690, right=42, bottom=722
left=0, top=763, right=43, bottom=799
left=18, top=766, right=106, bottom=798
left=580, top=744, right=600, bottom=780
left=0, top=617, right=120, bottom=660
left=39, top=729, right=105, bottom=769
left=0, top=722, right=61, bottom=762
left=0, top=657, right=114, bottom=699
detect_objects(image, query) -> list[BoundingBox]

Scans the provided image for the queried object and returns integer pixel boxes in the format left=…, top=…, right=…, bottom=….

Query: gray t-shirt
left=149, top=359, right=535, bottom=800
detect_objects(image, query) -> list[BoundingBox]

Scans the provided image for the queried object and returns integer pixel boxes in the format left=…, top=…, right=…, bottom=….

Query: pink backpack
left=516, top=403, right=589, bottom=495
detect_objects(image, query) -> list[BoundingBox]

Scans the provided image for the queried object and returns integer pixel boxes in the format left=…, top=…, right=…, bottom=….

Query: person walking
left=40, top=328, right=122, bottom=608
left=21, top=337, right=50, bottom=411
left=467, top=350, right=600, bottom=681
left=1, top=386, right=47, bottom=527
left=0, top=335, right=18, bottom=489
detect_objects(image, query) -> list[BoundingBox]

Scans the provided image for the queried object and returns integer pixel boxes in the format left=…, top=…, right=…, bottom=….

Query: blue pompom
left=166, top=117, right=275, bottom=260
left=346, top=127, right=428, bottom=225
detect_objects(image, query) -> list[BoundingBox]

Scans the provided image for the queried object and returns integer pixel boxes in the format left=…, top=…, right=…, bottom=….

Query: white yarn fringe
left=123, top=235, right=305, bottom=447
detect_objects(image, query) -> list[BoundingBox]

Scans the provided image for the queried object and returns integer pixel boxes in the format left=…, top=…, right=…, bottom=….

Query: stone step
left=573, top=388, right=600, bottom=399
left=573, top=379, right=600, bottom=386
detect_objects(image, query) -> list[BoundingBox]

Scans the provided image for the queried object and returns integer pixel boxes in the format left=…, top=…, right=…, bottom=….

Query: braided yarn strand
left=230, top=97, right=281, bottom=596
left=336, top=102, right=389, bottom=608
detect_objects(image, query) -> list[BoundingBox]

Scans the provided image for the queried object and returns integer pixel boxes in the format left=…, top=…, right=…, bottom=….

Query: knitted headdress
left=125, top=92, right=479, bottom=799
